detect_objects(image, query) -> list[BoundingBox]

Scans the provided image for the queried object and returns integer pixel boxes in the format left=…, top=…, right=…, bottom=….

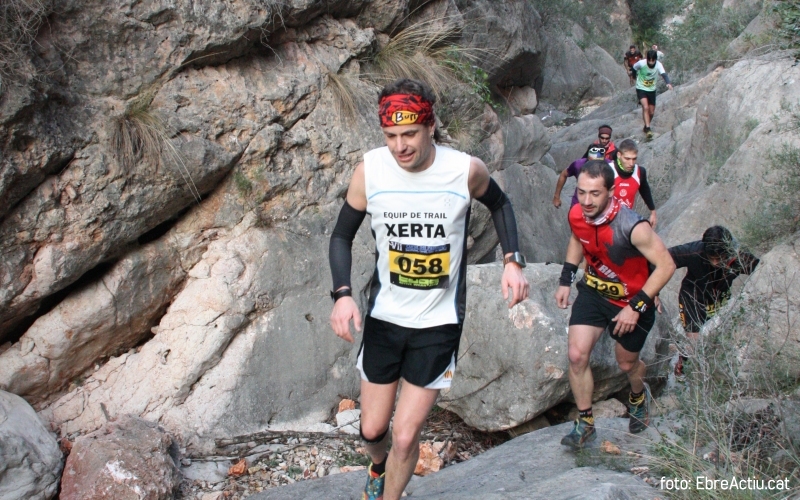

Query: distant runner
left=609, top=139, right=657, bottom=228
left=651, top=44, right=665, bottom=61
left=623, top=45, right=643, bottom=86
left=581, top=124, right=616, bottom=160
left=555, top=160, right=675, bottom=448
left=633, top=50, right=673, bottom=139
left=668, top=226, right=759, bottom=380
left=552, top=147, right=606, bottom=209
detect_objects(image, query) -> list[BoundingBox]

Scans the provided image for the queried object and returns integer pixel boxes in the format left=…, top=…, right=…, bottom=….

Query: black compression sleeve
left=476, top=178, right=520, bottom=255
left=329, top=201, right=367, bottom=292
left=662, top=72, right=671, bottom=85
left=638, top=167, right=656, bottom=210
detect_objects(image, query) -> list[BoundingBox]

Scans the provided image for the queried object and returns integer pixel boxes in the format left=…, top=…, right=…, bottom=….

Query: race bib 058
left=388, top=241, right=450, bottom=290
left=583, top=272, right=626, bottom=300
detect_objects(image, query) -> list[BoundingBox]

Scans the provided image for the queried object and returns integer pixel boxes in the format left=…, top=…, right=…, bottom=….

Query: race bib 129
left=583, top=272, right=626, bottom=300
left=388, top=241, right=450, bottom=290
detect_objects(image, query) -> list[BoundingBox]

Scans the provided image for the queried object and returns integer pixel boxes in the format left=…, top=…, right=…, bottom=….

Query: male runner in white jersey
left=633, top=50, right=673, bottom=139
left=329, top=78, right=529, bottom=500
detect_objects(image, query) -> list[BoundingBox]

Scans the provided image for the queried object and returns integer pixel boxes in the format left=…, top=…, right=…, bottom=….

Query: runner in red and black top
left=555, top=160, right=675, bottom=449
left=623, top=45, right=643, bottom=86
left=610, top=139, right=657, bottom=228
left=668, top=226, right=759, bottom=379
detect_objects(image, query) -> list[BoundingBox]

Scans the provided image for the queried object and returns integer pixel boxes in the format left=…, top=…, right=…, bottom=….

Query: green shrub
left=741, top=144, right=800, bottom=250
left=773, top=0, right=800, bottom=55
left=651, top=288, right=800, bottom=499
left=661, top=0, right=763, bottom=84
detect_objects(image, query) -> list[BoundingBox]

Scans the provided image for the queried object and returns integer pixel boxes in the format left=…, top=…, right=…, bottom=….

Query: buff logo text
left=385, top=223, right=446, bottom=238
left=392, top=110, right=419, bottom=125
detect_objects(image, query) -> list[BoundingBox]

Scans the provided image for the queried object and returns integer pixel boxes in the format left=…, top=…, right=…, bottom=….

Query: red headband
left=378, top=94, right=435, bottom=128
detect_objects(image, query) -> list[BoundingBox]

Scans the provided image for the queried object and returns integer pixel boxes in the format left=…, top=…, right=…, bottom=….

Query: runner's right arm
left=555, top=233, right=583, bottom=309
left=552, top=168, right=570, bottom=208
left=329, top=162, right=368, bottom=343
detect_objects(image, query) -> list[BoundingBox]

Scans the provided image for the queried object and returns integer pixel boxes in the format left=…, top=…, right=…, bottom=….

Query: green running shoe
left=362, top=463, right=385, bottom=500
left=560, top=418, right=597, bottom=449
left=629, top=381, right=651, bottom=434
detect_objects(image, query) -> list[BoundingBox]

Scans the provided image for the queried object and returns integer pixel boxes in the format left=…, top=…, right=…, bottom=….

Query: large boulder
left=60, top=415, right=180, bottom=500
left=439, top=263, right=669, bottom=431
left=0, top=390, right=63, bottom=500
left=713, top=232, right=800, bottom=383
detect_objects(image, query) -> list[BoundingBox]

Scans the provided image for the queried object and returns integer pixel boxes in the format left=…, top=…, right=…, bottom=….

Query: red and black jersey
left=568, top=202, right=650, bottom=307
left=624, top=50, right=643, bottom=67
left=608, top=158, right=656, bottom=211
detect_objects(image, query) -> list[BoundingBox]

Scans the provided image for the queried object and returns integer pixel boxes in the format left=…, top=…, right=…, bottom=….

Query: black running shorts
left=357, top=315, right=462, bottom=389
left=569, top=282, right=656, bottom=353
left=636, top=89, right=656, bottom=105
left=678, top=294, right=726, bottom=333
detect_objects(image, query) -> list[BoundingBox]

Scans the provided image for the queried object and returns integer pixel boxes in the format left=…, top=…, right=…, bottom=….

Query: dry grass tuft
left=0, top=0, right=54, bottom=85
left=113, top=92, right=201, bottom=203
left=326, top=71, right=374, bottom=123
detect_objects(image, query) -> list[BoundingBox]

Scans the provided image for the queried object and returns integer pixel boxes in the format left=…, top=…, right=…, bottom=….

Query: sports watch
left=503, top=251, right=527, bottom=268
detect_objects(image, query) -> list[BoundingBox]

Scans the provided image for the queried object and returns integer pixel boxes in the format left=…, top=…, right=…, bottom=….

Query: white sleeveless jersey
left=364, top=145, right=472, bottom=328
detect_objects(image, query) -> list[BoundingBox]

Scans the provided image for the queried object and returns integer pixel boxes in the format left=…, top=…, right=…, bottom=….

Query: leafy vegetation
left=773, top=0, right=800, bottom=56
left=651, top=0, right=763, bottom=84
left=741, top=143, right=800, bottom=251
left=650, top=291, right=800, bottom=499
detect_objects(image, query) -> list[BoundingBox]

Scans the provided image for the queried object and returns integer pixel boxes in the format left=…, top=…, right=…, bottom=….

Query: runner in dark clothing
left=668, top=226, right=759, bottom=379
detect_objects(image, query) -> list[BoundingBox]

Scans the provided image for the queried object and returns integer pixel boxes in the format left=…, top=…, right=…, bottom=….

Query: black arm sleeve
left=662, top=72, right=671, bottom=85
left=668, top=241, right=702, bottom=269
left=476, top=177, right=520, bottom=255
left=329, top=201, right=367, bottom=291
left=638, top=167, right=656, bottom=210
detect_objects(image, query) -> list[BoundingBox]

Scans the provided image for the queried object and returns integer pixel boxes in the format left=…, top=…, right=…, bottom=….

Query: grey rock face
left=0, top=390, right=63, bottom=500
left=247, top=418, right=659, bottom=499
left=455, top=0, right=544, bottom=88
left=439, top=264, right=669, bottom=431
left=538, top=24, right=627, bottom=110
left=500, top=162, right=571, bottom=263
left=60, top=415, right=180, bottom=500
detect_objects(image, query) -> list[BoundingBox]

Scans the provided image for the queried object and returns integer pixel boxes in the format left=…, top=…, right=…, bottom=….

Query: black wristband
left=330, top=288, right=352, bottom=302
left=559, top=263, right=579, bottom=287
left=629, top=290, right=653, bottom=313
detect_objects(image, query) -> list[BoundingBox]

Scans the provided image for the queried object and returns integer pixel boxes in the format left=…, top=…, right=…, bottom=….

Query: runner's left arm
left=469, top=157, right=529, bottom=307
left=638, top=167, right=657, bottom=228
left=612, top=221, right=676, bottom=334
left=657, top=62, right=673, bottom=89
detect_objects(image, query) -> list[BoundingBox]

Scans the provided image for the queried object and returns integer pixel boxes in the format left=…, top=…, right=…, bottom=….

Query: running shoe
left=645, top=128, right=654, bottom=140
left=362, top=463, right=385, bottom=500
left=628, top=381, right=651, bottom=434
left=560, top=418, right=597, bottom=449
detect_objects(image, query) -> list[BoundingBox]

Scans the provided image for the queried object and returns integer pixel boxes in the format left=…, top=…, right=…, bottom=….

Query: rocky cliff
left=0, top=0, right=628, bottom=456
